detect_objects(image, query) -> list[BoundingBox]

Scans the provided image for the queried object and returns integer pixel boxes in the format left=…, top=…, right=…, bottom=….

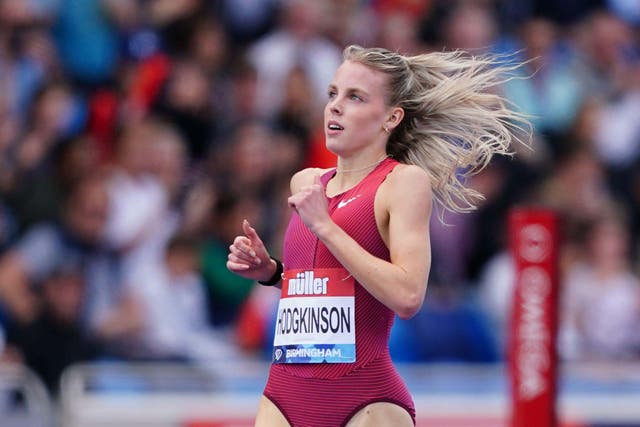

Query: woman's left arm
left=288, top=165, right=432, bottom=319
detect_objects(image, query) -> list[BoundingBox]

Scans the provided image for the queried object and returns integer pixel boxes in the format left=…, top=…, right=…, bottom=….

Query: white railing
left=0, top=363, right=54, bottom=427
left=55, top=361, right=640, bottom=427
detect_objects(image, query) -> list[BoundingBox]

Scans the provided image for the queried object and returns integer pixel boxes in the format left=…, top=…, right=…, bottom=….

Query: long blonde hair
left=343, top=45, right=531, bottom=214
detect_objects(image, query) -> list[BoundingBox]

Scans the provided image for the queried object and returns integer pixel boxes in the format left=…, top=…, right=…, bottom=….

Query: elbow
left=396, top=293, right=424, bottom=320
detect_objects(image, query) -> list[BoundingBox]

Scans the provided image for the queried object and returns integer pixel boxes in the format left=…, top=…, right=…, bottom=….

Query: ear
left=384, top=107, right=404, bottom=132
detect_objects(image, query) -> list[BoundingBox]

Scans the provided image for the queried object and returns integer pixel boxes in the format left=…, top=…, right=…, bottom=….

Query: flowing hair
left=343, top=45, right=532, bottom=215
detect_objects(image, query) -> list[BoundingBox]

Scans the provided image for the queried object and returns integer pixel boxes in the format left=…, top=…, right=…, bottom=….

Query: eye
left=350, top=93, right=363, bottom=101
left=328, top=90, right=337, bottom=99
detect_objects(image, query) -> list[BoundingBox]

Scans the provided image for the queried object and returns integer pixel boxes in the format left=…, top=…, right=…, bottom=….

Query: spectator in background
left=218, top=0, right=278, bottom=45
left=273, top=65, right=317, bottom=145
left=578, top=10, right=640, bottom=169
left=52, top=0, right=120, bottom=87
left=0, top=174, right=141, bottom=356
left=501, top=17, right=585, bottom=150
left=0, top=24, right=61, bottom=119
left=153, top=59, right=216, bottom=160
left=201, top=193, right=265, bottom=327
left=247, top=0, right=342, bottom=117
left=536, top=146, right=614, bottom=225
left=3, top=82, right=87, bottom=232
left=5, top=262, right=103, bottom=394
left=478, top=145, right=616, bottom=354
left=213, top=120, right=277, bottom=200
left=390, top=286, right=499, bottom=363
left=103, top=118, right=169, bottom=273
left=213, top=58, right=261, bottom=136
left=439, top=2, right=498, bottom=52
left=573, top=10, right=636, bottom=100
left=560, top=209, right=640, bottom=361
left=126, top=234, right=243, bottom=361
left=579, top=11, right=640, bottom=250
left=376, top=9, right=424, bottom=54
left=188, top=17, right=229, bottom=78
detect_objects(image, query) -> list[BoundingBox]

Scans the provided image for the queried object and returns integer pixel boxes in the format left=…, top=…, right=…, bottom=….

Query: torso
left=275, top=157, right=399, bottom=378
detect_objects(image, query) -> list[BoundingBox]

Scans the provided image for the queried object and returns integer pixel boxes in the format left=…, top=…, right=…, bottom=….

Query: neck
left=328, top=153, right=389, bottom=196
left=336, top=153, right=389, bottom=175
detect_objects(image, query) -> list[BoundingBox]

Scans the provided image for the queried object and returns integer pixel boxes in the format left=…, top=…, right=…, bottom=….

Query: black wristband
left=258, top=257, right=283, bottom=286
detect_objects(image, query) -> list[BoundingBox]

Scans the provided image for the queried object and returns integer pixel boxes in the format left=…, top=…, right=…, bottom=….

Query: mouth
left=327, top=120, right=344, bottom=134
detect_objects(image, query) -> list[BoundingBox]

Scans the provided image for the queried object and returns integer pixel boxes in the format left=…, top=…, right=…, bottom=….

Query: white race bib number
left=272, top=268, right=355, bottom=363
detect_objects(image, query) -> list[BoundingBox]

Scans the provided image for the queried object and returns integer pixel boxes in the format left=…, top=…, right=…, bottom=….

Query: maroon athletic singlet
left=264, top=157, right=416, bottom=427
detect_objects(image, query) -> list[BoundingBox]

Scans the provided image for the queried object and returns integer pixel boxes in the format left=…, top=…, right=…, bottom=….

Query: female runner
left=227, top=45, right=529, bottom=427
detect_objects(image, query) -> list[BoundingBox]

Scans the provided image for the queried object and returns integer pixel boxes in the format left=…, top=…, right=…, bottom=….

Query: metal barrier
left=0, top=363, right=54, bottom=427
left=60, top=361, right=264, bottom=427
left=58, top=361, right=640, bottom=427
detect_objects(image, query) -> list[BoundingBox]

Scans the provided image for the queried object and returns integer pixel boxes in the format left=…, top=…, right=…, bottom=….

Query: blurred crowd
left=0, top=0, right=639, bottom=396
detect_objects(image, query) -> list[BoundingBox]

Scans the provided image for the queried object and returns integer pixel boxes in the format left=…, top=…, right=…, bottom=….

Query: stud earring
left=383, top=126, right=390, bottom=133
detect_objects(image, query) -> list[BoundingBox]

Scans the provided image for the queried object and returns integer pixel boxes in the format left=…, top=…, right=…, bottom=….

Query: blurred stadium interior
left=1, top=0, right=640, bottom=426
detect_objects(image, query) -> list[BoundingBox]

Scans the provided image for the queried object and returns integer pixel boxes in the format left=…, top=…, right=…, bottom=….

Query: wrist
left=258, top=257, right=283, bottom=286
left=313, top=220, right=338, bottom=241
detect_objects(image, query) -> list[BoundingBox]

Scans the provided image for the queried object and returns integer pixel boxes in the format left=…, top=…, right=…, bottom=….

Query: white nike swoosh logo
left=338, top=195, right=361, bottom=209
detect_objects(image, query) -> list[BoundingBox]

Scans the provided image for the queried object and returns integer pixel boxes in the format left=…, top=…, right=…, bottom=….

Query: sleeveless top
left=277, top=157, right=399, bottom=379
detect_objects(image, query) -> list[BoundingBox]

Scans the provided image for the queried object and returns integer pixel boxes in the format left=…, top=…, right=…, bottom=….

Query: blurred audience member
left=573, top=10, right=637, bottom=100
left=390, top=284, right=499, bottom=363
left=560, top=209, right=640, bottom=360
left=0, top=175, right=141, bottom=355
left=439, top=2, right=498, bottom=51
left=216, top=58, right=261, bottom=133
left=5, top=262, right=102, bottom=394
left=127, top=234, right=241, bottom=361
left=215, top=120, right=276, bottom=200
left=201, top=193, right=264, bottom=326
left=4, top=82, right=86, bottom=231
left=103, top=119, right=169, bottom=270
left=536, top=146, right=613, bottom=225
left=376, top=10, right=423, bottom=54
left=53, top=0, right=120, bottom=86
left=218, top=0, right=278, bottom=44
left=247, top=0, right=342, bottom=117
left=273, top=66, right=317, bottom=143
left=153, top=59, right=216, bottom=160
left=501, top=18, right=585, bottom=146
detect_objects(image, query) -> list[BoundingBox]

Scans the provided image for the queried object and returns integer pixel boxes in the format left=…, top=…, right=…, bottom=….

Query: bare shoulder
left=290, top=167, right=332, bottom=194
left=379, top=163, right=432, bottom=208
left=386, top=163, right=432, bottom=190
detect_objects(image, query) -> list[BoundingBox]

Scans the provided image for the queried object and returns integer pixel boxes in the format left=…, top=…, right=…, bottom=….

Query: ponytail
left=343, top=45, right=531, bottom=215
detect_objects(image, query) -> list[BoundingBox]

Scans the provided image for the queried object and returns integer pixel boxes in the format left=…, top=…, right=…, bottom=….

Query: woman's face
left=323, top=60, right=391, bottom=156
left=589, top=219, right=628, bottom=263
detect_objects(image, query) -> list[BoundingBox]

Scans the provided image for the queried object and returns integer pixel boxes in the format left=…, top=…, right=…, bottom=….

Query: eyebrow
left=327, top=84, right=370, bottom=97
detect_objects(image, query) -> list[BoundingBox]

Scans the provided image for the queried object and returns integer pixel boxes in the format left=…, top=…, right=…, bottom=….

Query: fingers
left=288, top=193, right=299, bottom=210
left=242, top=219, right=263, bottom=247
left=226, top=259, right=249, bottom=271
left=227, top=244, right=262, bottom=271
left=289, top=178, right=321, bottom=209
left=230, top=235, right=261, bottom=263
left=232, top=235, right=253, bottom=254
left=229, top=242, right=261, bottom=265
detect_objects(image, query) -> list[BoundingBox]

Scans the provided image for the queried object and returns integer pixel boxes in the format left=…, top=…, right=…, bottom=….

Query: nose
left=328, top=97, right=342, bottom=115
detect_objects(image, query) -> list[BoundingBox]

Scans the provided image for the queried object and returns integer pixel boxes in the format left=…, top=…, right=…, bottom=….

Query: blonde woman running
left=228, top=45, right=529, bottom=427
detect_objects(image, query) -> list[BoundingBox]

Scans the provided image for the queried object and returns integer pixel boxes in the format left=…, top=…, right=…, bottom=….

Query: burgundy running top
left=277, top=156, right=399, bottom=379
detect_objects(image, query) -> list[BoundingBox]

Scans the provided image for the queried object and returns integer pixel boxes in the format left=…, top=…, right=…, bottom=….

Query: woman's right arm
left=227, top=167, right=326, bottom=284
left=226, top=219, right=278, bottom=283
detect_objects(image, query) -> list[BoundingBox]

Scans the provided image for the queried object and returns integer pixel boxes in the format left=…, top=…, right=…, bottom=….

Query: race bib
left=272, top=268, right=356, bottom=364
